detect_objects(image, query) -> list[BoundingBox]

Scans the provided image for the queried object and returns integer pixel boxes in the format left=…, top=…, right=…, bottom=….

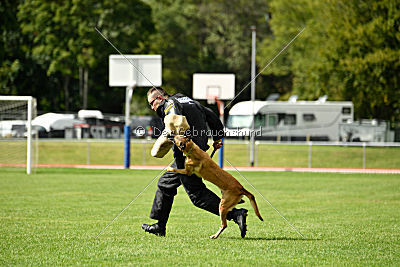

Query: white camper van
left=225, top=98, right=354, bottom=141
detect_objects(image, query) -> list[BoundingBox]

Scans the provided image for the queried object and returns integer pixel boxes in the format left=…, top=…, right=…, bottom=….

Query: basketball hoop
left=192, top=74, right=235, bottom=103
left=207, top=95, right=217, bottom=105
left=192, top=73, right=234, bottom=169
left=206, top=85, right=221, bottom=105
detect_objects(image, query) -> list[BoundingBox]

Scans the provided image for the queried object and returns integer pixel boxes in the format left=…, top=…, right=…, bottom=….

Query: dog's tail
left=242, top=188, right=263, bottom=221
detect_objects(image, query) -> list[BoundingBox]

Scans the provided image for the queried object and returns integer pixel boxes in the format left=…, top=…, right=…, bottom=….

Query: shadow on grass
left=224, top=236, right=320, bottom=241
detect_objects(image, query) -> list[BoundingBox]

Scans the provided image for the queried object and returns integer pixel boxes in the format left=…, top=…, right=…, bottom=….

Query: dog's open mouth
left=168, top=134, right=191, bottom=152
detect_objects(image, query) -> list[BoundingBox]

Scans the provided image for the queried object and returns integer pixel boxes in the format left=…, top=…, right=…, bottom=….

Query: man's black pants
left=150, top=160, right=236, bottom=225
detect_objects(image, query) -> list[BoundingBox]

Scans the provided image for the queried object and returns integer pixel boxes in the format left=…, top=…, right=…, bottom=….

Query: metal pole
left=363, top=142, right=366, bottom=169
left=87, top=139, right=90, bottom=165
left=143, top=141, right=146, bottom=165
left=219, top=139, right=224, bottom=168
left=255, top=141, right=259, bottom=167
left=219, top=101, right=224, bottom=168
left=250, top=25, right=256, bottom=167
left=124, top=85, right=134, bottom=169
left=308, top=141, right=312, bottom=168
left=27, top=97, right=32, bottom=174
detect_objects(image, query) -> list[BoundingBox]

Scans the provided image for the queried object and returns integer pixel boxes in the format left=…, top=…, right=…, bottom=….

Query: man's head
left=147, top=87, right=169, bottom=111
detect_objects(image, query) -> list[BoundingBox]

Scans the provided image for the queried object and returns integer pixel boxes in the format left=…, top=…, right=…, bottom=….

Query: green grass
left=1, top=167, right=399, bottom=265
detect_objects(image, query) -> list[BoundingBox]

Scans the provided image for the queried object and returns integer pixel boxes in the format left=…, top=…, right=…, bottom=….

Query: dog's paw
left=209, top=234, right=218, bottom=239
left=166, top=167, right=175, bottom=172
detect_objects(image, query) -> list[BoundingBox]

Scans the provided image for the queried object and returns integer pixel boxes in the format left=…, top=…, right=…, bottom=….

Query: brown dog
left=167, top=135, right=263, bottom=239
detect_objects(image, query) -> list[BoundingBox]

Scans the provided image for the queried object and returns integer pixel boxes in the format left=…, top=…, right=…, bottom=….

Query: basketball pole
left=193, top=73, right=235, bottom=169
left=95, top=27, right=162, bottom=169
left=124, top=85, right=134, bottom=169
left=215, top=97, right=224, bottom=168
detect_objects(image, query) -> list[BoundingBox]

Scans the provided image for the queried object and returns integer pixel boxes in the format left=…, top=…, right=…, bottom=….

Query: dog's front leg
left=167, top=167, right=188, bottom=175
left=167, top=163, right=194, bottom=176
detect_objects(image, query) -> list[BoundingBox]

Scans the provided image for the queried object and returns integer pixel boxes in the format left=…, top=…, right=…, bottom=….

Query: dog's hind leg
left=210, top=195, right=242, bottom=239
left=210, top=200, right=229, bottom=239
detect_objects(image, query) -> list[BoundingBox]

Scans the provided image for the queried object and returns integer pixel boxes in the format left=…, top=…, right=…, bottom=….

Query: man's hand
left=213, top=139, right=223, bottom=150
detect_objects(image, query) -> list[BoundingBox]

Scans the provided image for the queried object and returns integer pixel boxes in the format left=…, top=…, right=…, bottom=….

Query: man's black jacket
left=156, top=93, right=224, bottom=167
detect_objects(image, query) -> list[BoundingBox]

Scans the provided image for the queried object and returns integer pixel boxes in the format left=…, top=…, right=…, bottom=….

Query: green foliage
left=146, top=0, right=200, bottom=96
left=0, top=0, right=61, bottom=105
left=324, top=0, right=400, bottom=121
left=1, top=0, right=398, bottom=121
left=18, top=0, right=154, bottom=74
left=148, top=0, right=269, bottom=100
left=259, top=0, right=400, bottom=122
left=0, top=0, right=20, bottom=92
left=10, top=0, right=154, bottom=112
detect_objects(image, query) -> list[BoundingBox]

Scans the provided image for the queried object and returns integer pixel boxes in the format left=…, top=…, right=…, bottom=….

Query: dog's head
left=171, top=134, right=192, bottom=152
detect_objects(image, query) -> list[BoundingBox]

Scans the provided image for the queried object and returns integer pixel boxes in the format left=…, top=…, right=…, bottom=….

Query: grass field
left=1, top=167, right=399, bottom=265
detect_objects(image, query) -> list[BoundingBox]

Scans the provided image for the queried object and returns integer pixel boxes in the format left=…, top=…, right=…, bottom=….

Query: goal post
left=0, top=96, right=38, bottom=174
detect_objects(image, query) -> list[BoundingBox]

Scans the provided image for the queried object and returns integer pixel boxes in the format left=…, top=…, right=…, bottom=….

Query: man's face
left=147, top=92, right=164, bottom=111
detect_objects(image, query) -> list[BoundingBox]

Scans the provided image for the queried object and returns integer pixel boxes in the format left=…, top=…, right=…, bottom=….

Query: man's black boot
left=231, top=208, right=248, bottom=238
left=141, top=223, right=166, bottom=236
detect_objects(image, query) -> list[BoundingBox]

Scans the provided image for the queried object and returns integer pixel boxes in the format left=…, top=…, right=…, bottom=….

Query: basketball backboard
left=109, top=55, right=162, bottom=87
left=192, top=73, right=235, bottom=101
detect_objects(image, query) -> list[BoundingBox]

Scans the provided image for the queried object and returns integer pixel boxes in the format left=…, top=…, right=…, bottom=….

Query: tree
left=0, top=0, right=62, bottom=110
left=323, top=0, right=400, bottom=121
left=147, top=0, right=269, bottom=104
left=259, top=0, right=400, bottom=122
left=0, top=0, right=22, bottom=95
left=195, top=0, right=270, bottom=103
left=258, top=0, right=329, bottom=100
left=17, top=0, right=154, bottom=112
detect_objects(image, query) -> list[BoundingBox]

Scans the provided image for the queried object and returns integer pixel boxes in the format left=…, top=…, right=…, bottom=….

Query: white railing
left=251, top=140, right=400, bottom=169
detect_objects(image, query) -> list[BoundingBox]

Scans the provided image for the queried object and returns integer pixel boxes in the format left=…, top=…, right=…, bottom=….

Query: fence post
left=219, top=138, right=224, bottom=168
left=255, top=141, right=259, bottom=167
left=87, top=139, right=90, bottom=165
left=142, top=140, right=146, bottom=165
left=308, top=141, right=312, bottom=168
left=363, top=142, right=366, bottom=169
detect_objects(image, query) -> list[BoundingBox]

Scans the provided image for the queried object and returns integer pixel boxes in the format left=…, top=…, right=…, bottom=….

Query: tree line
left=1, top=0, right=399, bottom=122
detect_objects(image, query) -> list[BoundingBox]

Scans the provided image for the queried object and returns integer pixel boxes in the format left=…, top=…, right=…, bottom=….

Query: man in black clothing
left=142, top=87, right=248, bottom=237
